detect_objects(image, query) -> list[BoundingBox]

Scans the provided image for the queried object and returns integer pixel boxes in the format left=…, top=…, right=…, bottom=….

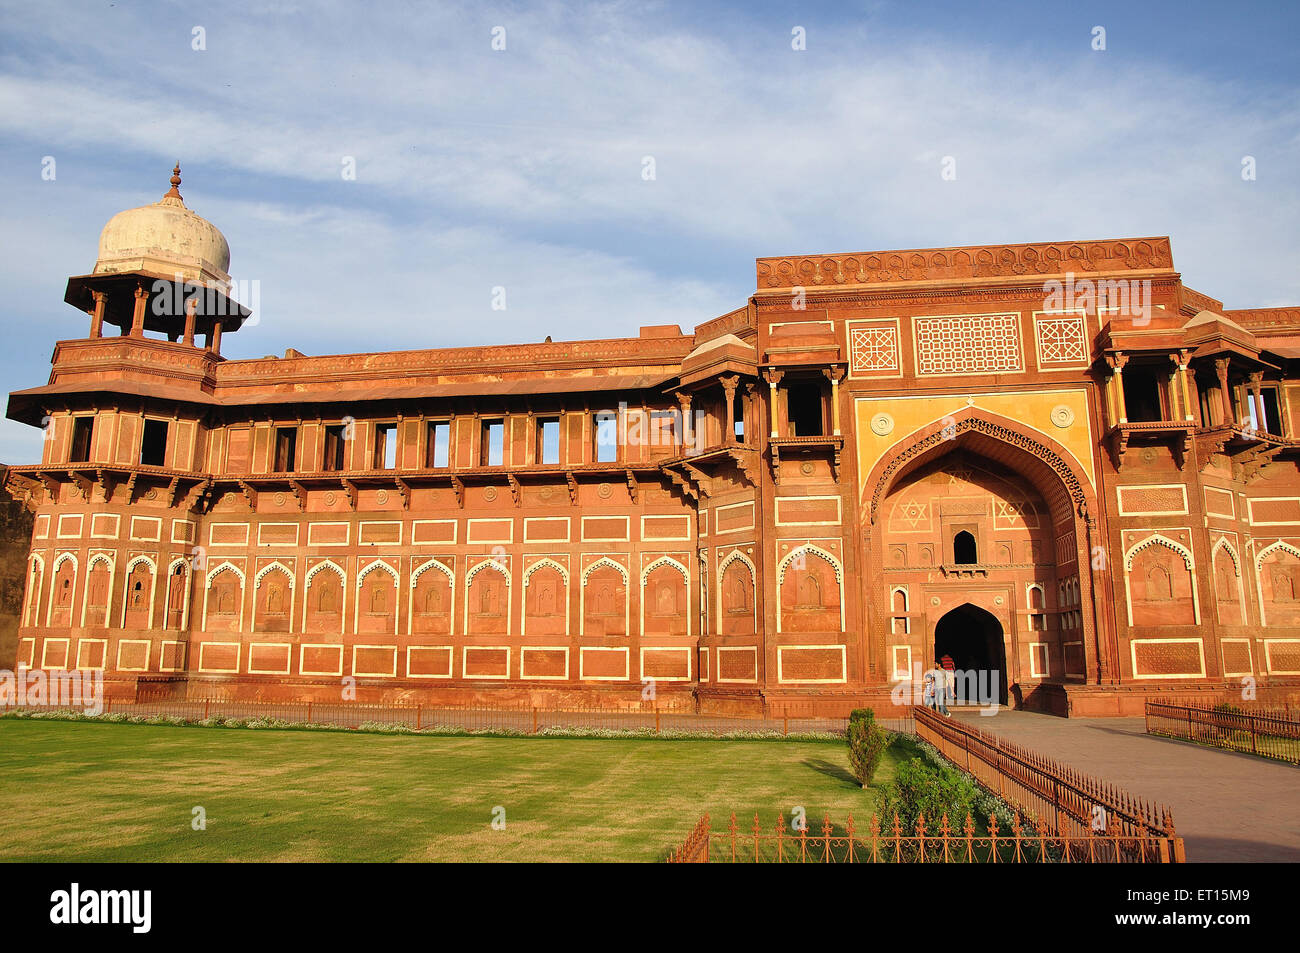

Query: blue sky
left=1, top=0, right=1297, bottom=463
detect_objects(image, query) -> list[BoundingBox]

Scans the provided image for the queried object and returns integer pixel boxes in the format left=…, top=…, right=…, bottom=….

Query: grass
left=0, top=719, right=909, bottom=862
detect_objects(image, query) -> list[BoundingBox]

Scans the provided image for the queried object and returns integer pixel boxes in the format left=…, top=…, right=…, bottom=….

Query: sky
left=0, top=0, right=1297, bottom=463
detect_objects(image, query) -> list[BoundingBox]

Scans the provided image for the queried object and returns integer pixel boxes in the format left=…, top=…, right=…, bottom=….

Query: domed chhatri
left=93, top=163, right=231, bottom=289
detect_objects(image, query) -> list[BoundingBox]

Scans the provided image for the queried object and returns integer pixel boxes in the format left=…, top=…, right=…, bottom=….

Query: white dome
left=94, top=165, right=231, bottom=289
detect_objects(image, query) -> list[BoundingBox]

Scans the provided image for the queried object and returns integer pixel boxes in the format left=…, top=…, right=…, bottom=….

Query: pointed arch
left=1255, top=540, right=1300, bottom=627
left=523, top=557, right=568, bottom=586
left=202, top=561, right=245, bottom=633
left=78, top=552, right=116, bottom=628
left=164, top=557, right=192, bottom=631
left=580, top=557, right=628, bottom=637
left=410, top=558, right=455, bottom=636
left=582, top=556, right=628, bottom=585
left=25, top=553, right=45, bottom=627
left=717, top=550, right=757, bottom=636
left=1211, top=537, right=1246, bottom=625
left=356, top=559, right=399, bottom=636
left=120, top=554, right=157, bottom=630
left=642, top=556, right=690, bottom=638
left=302, top=559, right=346, bottom=635
left=521, top=557, right=568, bottom=637
left=1123, top=534, right=1194, bottom=572
left=776, top=544, right=845, bottom=633
left=465, top=558, right=511, bottom=636
left=1123, top=534, right=1199, bottom=626
left=253, top=561, right=295, bottom=635
left=47, top=552, right=79, bottom=627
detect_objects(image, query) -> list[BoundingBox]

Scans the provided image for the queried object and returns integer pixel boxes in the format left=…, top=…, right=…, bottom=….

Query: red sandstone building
left=6, top=169, right=1300, bottom=716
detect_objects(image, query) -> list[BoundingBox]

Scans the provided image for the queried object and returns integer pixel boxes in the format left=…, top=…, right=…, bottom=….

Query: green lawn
left=0, top=720, right=908, bottom=861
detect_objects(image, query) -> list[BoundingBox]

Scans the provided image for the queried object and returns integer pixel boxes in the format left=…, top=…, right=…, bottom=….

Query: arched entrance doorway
left=862, top=409, right=1109, bottom=694
left=934, top=603, right=1007, bottom=706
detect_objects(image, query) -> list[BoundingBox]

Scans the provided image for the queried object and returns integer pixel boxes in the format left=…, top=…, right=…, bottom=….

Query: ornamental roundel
left=1050, top=405, right=1074, bottom=429
left=274, top=491, right=286, bottom=506
left=324, top=491, right=337, bottom=505
left=870, top=412, right=895, bottom=436
left=800, top=462, right=815, bottom=475
left=598, top=483, right=613, bottom=499
left=483, top=486, right=498, bottom=502
left=540, top=486, right=554, bottom=501
left=376, top=489, right=389, bottom=505
left=145, top=488, right=158, bottom=500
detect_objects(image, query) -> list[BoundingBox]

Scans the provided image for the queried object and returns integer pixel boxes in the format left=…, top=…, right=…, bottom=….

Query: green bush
left=878, top=757, right=980, bottom=834
left=846, top=708, right=891, bottom=788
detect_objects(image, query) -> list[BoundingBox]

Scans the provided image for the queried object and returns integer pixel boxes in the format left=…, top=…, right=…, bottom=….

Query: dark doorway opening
left=933, top=603, right=1008, bottom=705
left=1121, top=367, right=1164, bottom=422
left=953, top=530, right=977, bottom=564
left=786, top=381, right=824, bottom=437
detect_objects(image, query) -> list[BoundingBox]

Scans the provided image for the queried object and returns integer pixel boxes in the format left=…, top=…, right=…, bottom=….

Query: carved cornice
left=757, top=238, right=1173, bottom=290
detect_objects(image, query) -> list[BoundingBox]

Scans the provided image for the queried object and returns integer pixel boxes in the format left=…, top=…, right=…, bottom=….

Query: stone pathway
left=952, top=709, right=1300, bottom=862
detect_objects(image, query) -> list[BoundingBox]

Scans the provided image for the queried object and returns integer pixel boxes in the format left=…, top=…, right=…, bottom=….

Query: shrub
left=878, top=757, right=980, bottom=834
left=846, top=708, right=891, bottom=788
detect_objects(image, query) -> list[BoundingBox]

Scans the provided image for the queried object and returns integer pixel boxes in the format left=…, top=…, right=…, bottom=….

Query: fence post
left=783, top=714, right=789, bottom=737
left=1249, top=713, right=1257, bottom=755
left=203, top=698, right=209, bottom=720
left=532, top=707, right=538, bottom=734
left=416, top=705, right=422, bottom=731
left=655, top=707, right=661, bottom=734
left=306, top=701, right=312, bottom=724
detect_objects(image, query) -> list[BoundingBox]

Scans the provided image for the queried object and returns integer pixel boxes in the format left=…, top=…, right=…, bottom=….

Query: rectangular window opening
left=140, top=419, right=168, bottom=467
left=323, top=424, right=346, bottom=472
left=69, top=416, right=95, bottom=463
left=374, top=423, right=397, bottom=469
left=274, top=427, right=297, bottom=473
left=481, top=420, right=504, bottom=466
left=538, top=418, right=560, bottom=465
left=427, top=420, right=450, bottom=468
left=594, top=412, right=619, bottom=462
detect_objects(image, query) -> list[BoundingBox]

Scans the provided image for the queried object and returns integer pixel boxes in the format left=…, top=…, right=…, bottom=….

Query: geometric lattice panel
left=915, top=313, right=1021, bottom=375
left=1034, top=312, right=1089, bottom=368
left=848, top=320, right=900, bottom=376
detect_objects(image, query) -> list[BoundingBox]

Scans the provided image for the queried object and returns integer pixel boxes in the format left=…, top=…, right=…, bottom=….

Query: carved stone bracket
left=340, top=478, right=357, bottom=511
left=238, top=479, right=257, bottom=511
left=394, top=476, right=411, bottom=510
left=507, top=472, right=522, bottom=506
left=288, top=479, right=307, bottom=512
left=625, top=469, right=638, bottom=504
left=565, top=471, right=578, bottom=505
left=450, top=475, right=464, bottom=509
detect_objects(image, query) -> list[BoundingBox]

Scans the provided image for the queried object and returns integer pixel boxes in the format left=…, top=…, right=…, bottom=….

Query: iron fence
left=1146, top=699, right=1300, bottom=765
left=670, top=810, right=1181, bottom=863
left=913, top=706, right=1184, bottom=861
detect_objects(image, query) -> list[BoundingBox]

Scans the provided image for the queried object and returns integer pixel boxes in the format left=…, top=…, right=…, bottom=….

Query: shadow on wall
left=0, top=469, right=34, bottom=669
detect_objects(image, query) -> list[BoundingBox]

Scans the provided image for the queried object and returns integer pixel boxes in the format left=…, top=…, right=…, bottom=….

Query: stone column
left=1176, top=350, right=1194, bottom=423
left=675, top=391, right=692, bottom=453
left=720, top=375, right=739, bottom=443
left=1107, top=353, right=1128, bottom=424
left=182, top=296, right=197, bottom=346
left=1214, top=358, right=1234, bottom=426
left=763, top=369, right=784, bottom=439
left=823, top=366, right=844, bottom=436
left=210, top=320, right=223, bottom=357
left=130, top=283, right=148, bottom=337
left=1249, top=372, right=1265, bottom=432
left=89, top=290, right=106, bottom=339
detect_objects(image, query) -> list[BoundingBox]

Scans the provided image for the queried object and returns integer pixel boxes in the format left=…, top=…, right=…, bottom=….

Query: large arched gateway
left=861, top=409, right=1111, bottom=708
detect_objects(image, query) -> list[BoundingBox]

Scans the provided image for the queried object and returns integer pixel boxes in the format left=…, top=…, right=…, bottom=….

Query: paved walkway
left=952, top=710, right=1300, bottom=862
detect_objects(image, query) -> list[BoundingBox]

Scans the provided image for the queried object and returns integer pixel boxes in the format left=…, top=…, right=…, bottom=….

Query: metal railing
left=1146, top=700, right=1300, bottom=765
left=670, top=811, right=1181, bottom=863
left=913, top=707, right=1183, bottom=861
